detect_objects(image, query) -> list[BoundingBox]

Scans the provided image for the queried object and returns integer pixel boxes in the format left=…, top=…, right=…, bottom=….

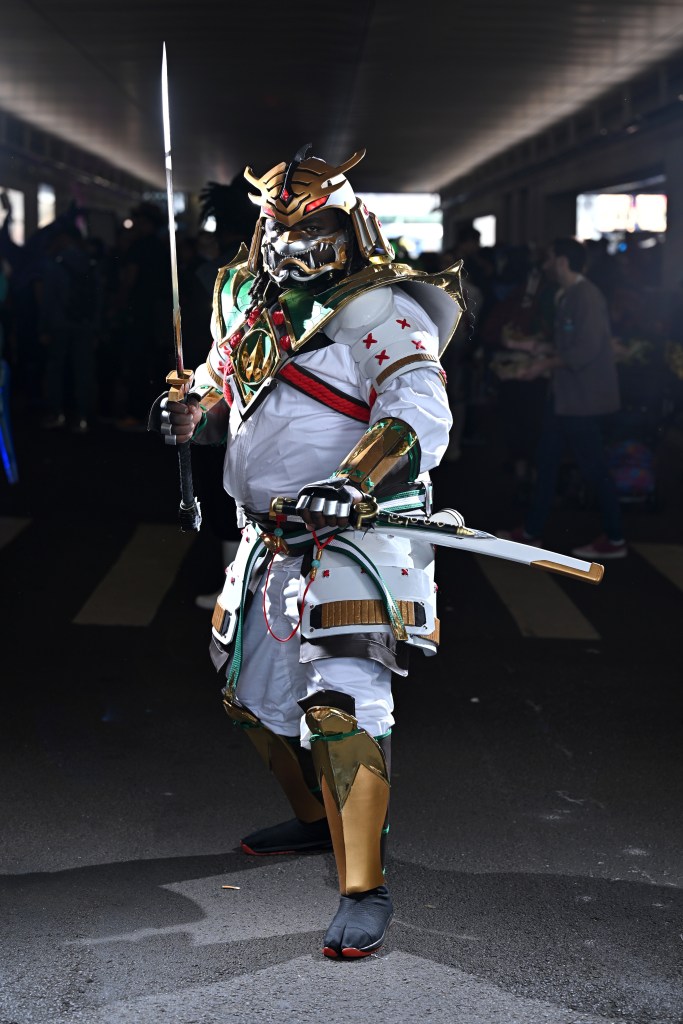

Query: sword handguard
left=269, top=494, right=379, bottom=529
left=166, top=368, right=194, bottom=403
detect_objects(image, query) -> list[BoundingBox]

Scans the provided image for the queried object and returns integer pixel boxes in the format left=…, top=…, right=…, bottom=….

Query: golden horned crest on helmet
left=244, top=144, right=395, bottom=279
left=244, top=144, right=365, bottom=225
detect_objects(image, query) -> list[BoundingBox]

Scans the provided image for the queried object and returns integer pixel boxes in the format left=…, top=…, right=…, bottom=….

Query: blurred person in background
left=497, top=237, right=626, bottom=560
left=113, top=201, right=170, bottom=431
left=482, top=244, right=556, bottom=497
left=37, top=223, right=102, bottom=433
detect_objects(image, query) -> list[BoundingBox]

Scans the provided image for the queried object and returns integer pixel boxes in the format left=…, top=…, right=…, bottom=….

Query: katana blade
left=161, top=41, right=183, bottom=378
left=160, top=41, right=201, bottom=532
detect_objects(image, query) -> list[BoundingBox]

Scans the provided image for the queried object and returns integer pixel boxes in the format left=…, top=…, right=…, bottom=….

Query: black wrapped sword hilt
left=178, top=441, right=202, bottom=532
left=167, top=369, right=201, bottom=533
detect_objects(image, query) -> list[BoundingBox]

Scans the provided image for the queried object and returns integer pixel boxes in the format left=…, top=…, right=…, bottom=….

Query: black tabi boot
left=222, top=692, right=330, bottom=855
left=241, top=816, right=332, bottom=856
left=303, top=691, right=394, bottom=959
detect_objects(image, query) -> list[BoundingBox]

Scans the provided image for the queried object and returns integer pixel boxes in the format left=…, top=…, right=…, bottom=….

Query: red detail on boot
left=280, top=334, right=291, bottom=350
left=272, top=309, right=285, bottom=326
left=241, top=841, right=297, bottom=857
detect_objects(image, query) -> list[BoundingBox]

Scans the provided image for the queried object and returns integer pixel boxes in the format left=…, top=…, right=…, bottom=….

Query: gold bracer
left=223, top=692, right=325, bottom=824
left=306, top=706, right=389, bottom=894
left=333, top=418, right=420, bottom=495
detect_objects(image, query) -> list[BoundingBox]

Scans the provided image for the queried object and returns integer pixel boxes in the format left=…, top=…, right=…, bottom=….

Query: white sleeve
left=370, top=367, right=452, bottom=472
left=326, top=286, right=443, bottom=392
left=327, top=285, right=451, bottom=471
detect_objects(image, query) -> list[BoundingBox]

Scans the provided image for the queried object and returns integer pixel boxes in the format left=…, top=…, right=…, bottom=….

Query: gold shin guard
left=305, top=705, right=390, bottom=894
left=223, top=692, right=325, bottom=824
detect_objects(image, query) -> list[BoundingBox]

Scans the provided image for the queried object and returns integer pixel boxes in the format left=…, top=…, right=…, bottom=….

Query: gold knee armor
left=223, top=692, right=325, bottom=824
left=305, top=704, right=390, bottom=893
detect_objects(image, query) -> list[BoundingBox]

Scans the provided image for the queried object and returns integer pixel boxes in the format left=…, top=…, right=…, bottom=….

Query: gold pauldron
left=333, top=418, right=419, bottom=494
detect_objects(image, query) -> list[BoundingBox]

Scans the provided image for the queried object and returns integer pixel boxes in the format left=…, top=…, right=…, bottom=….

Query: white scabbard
left=375, top=513, right=604, bottom=585
left=269, top=497, right=604, bottom=585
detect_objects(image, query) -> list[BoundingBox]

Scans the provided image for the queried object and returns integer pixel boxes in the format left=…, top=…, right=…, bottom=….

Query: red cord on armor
left=262, top=530, right=334, bottom=643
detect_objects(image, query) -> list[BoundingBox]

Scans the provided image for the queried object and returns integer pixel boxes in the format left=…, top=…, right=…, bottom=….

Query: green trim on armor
left=333, top=418, right=420, bottom=497
left=310, top=728, right=363, bottom=743
left=225, top=537, right=269, bottom=692
left=374, top=729, right=393, bottom=740
left=382, top=825, right=390, bottom=835
left=215, top=253, right=464, bottom=359
left=407, top=443, right=420, bottom=481
left=381, top=488, right=421, bottom=503
left=279, top=289, right=335, bottom=344
left=193, top=412, right=208, bottom=437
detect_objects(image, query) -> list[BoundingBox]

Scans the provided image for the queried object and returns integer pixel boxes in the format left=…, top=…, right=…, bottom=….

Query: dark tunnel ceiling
left=2, top=0, right=683, bottom=195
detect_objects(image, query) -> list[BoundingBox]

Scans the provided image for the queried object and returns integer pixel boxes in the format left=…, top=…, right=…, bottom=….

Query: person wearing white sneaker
left=511, top=238, right=626, bottom=560
left=570, top=535, right=627, bottom=560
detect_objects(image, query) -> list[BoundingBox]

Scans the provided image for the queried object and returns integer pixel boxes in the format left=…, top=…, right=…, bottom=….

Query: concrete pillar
left=23, top=177, right=39, bottom=239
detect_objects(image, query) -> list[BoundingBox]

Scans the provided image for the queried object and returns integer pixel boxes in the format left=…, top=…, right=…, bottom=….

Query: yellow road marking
left=474, top=555, right=600, bottom=639
left=73, top=524, right=195, bottom=626
left=633, top=543, right=683, bottom=593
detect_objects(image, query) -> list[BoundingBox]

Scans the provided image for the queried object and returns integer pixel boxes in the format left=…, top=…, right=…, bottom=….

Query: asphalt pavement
left=1, top=402, right=682, bottom=1024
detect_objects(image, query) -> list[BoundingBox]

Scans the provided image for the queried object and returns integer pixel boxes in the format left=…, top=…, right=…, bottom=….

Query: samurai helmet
left=244, top=144, right=394, bottom=287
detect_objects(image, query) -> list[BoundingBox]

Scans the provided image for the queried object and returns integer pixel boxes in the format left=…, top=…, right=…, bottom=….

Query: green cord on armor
left=310, top=728, right=364, bottom=743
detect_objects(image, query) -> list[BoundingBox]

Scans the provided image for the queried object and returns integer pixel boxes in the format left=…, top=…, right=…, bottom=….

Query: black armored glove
left=295, top=477, right=364, bottom=531
left=148, top=392, right=202, bottom=445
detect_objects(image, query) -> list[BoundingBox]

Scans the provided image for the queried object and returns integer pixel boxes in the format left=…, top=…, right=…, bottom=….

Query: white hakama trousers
left=234, top=553, right=394, bottom=747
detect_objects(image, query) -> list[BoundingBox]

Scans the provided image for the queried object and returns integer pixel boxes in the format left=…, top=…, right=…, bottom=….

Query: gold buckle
left=261, top=532, right=291, bottom=555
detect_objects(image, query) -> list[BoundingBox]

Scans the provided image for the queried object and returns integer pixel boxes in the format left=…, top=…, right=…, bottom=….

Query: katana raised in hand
left=269, top=496, right=604, bottom=584
left=161, top=42, right=201, bottom=532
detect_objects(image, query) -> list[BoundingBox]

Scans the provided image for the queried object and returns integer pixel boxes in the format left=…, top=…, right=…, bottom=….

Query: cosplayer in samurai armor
left=154, top=145, right=465, bottom=958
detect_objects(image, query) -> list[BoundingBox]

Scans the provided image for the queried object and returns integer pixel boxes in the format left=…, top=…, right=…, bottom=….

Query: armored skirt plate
left=232, top=311, right=286, bottom=407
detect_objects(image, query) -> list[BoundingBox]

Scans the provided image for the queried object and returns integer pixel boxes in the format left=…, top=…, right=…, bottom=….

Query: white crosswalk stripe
left=474, top=555, right=601, bottom=639
left=632, top=543, right=683, bottom=594
left=73, top=524, right=196, bottom=626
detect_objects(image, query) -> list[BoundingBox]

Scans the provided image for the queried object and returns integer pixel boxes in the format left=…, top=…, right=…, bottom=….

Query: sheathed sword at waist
left=269, top=496, right=604, bottom=585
